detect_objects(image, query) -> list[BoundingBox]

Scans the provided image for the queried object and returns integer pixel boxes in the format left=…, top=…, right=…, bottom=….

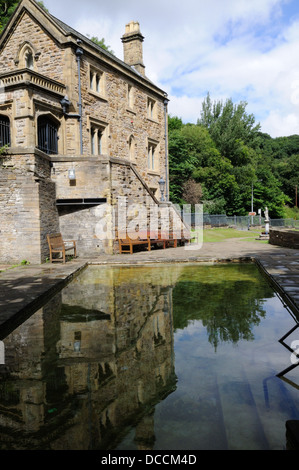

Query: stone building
left=0, top=0, right=178, bottom=263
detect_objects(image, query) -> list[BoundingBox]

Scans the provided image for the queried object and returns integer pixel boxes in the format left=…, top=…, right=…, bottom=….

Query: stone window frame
left=88, top=64, right=106, bottom=100
left=127, top=134, right=136, bottom=162
left=0, top=113, right=11, bottom=148
left=36, top=111, right=62, bottom=155
left=87, top=117, right=109, bottom=156
left=15, top=41, right=40, bottom=70
left=127, top=84, right=135, bottom=111
left=147, top=138, right=160, bottom=174
left=147, top=96, right=157, bottom=121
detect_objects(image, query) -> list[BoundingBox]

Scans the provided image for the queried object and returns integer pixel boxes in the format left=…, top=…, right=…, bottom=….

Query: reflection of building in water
left=0, top=266, right=180, bottom=450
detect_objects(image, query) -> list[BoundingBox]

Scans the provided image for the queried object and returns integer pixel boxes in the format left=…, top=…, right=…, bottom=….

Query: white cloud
left=261, top=111, right=299, bottom=136
left=168, top=95, right=205, bottom=123
left=45, top=0, right=299, bottom=137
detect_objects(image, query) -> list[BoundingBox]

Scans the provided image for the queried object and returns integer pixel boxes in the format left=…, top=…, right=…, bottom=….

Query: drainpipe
left=164, top=96, right=169, bottom=201
left=76, top=42, right=84, bottom=155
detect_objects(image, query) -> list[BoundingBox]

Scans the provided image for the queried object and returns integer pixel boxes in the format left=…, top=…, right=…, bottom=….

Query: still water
left=0, top=263, right=299, bottom=450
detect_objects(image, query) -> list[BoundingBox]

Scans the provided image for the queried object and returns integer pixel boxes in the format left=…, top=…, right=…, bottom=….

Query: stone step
left=217, top=360, right=269, bottom=450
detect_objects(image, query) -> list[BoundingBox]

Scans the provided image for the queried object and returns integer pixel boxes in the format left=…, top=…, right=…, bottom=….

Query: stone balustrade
left=0, top=69, right=66, bottom=95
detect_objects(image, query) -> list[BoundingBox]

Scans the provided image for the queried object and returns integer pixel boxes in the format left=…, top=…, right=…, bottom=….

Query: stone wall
left=0, top=151, right=59, bottom=264
left=269, top=228, right=299, bottom=249
left=55, top=157, right=161, bottom=257
left=58, top=203, right=113, bottom=257
left=0, top=11, right=65, bottom=82
left=80, top=55, right=167, bottom=196
left=50, top=157, right=110, bottom=200
left=54, top=157, right=185, bottom=257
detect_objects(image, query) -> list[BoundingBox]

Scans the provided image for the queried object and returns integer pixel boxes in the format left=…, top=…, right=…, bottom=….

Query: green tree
left=168, top=124, right=196, bottom=203
left=256, top=132, right=299, bottom=210
left=0, top=0, right=19, bottom=32
left=0, top=1, right=48, bottom=33
left=273, top=154, right=299, bottom=208
left=86, top=34, right=114, bottom=55
left=168, top=99, right=289, bottom=217
left=198, top=92, right=261, bottom=165
left=253, top=166, right=289, bottom=218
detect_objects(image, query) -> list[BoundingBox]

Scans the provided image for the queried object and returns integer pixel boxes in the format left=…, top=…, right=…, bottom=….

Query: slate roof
left=46, top=6, right=161, bottom=91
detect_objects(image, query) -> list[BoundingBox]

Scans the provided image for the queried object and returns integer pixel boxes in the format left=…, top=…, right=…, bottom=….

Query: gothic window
left=15, top=42, right=38, bottom=70
left=128, top=85, right=134, bottom=109
left=37, top=115, right=59, bottom=155
left=129, top=135, right=135, bottom=160
left=0, top=115, right=10, bottom=147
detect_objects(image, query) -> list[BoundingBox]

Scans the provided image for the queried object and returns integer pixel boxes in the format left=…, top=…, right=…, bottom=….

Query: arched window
left=0, top=115, right=11, bottom=147
left=129, top=135, right=135, bottom=161
left=37, top=115, right=59, bottom=155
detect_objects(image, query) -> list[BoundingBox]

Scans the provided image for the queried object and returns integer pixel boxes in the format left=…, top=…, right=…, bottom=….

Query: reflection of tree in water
left=172, top=264, right=275, bottom=350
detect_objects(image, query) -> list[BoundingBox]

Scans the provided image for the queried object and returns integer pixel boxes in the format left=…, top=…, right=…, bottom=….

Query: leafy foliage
left=0, top=144, right=9, bottom=155
left=0, top=0, right=19, bottom=33
left=168, top=94, right=295, bottom=217
left=0, top=1, right=48, bottom=33
left=172, top=264, right=274, bottom=350
left=198, top=93, right=261, bottom=164
left=86, top=34, right=115, bottom=55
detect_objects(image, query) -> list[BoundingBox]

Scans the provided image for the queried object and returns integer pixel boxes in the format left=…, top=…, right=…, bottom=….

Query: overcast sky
left=43, top=0, right=299, bottom=138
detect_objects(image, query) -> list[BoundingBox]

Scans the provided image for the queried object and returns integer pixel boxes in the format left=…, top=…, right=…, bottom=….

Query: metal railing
left=181, top=213, right=299, bottom=230
left=0, top=115, right=10, bottom=147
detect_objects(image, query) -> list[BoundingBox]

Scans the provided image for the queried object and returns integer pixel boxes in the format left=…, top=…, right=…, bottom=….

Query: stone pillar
left=122, top=21, right=145, bottom=76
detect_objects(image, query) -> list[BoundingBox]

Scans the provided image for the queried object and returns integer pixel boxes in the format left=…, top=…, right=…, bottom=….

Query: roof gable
left=0, top=0, right=72, bottom=51
left=0, top=0, right=166, bottom=96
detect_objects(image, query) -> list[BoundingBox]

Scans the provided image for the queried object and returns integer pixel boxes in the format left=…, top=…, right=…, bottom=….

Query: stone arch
left=128, top=134, right=136, bottom=161
left=37, top=112, right=61, bottom=155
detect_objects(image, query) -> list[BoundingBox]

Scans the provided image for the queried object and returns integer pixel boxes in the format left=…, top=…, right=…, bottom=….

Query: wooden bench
left=174, top=227, right=192, bottom=246
left=148, top=231, right=167, bottom=250
left=47, top=233, right=76, bottom=263
left=117, top=230, right=170, bottom=254
left=118, top=231, right=151, bottom=254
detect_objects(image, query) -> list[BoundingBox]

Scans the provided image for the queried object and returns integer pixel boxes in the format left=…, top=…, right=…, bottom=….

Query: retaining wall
left=269, top=228, right=299, bottom=249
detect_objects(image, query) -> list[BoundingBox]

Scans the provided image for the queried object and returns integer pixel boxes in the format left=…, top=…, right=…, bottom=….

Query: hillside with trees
left=169, top=93, right=299, bottom=218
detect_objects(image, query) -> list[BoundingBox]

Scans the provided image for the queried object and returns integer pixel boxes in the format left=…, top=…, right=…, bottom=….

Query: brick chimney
left=122, top=21, right=145, bottom=76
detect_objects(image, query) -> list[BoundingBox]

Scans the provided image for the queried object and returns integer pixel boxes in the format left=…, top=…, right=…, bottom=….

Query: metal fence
left=181, top=213, right=299, bottom=230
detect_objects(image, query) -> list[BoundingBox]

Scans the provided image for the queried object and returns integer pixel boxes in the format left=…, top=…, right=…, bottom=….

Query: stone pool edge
left=1, top=252, right=299, bottom=337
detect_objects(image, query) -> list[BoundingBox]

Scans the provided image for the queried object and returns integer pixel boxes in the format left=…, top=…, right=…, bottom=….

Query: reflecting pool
left=0, top=263, right=298, bottom=450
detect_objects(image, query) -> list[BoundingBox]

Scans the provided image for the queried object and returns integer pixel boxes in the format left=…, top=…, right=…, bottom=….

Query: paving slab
left=0, top=259, right=87, bottom=338
left=0, top=239, right=298, bottom=338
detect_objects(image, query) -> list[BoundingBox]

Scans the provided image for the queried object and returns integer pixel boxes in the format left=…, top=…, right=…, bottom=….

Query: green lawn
left=193, top=227, right=262, bottom=243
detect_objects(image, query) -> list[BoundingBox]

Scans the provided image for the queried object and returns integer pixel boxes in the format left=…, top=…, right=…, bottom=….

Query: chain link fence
left=181, top=213, right=299, bottom=230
